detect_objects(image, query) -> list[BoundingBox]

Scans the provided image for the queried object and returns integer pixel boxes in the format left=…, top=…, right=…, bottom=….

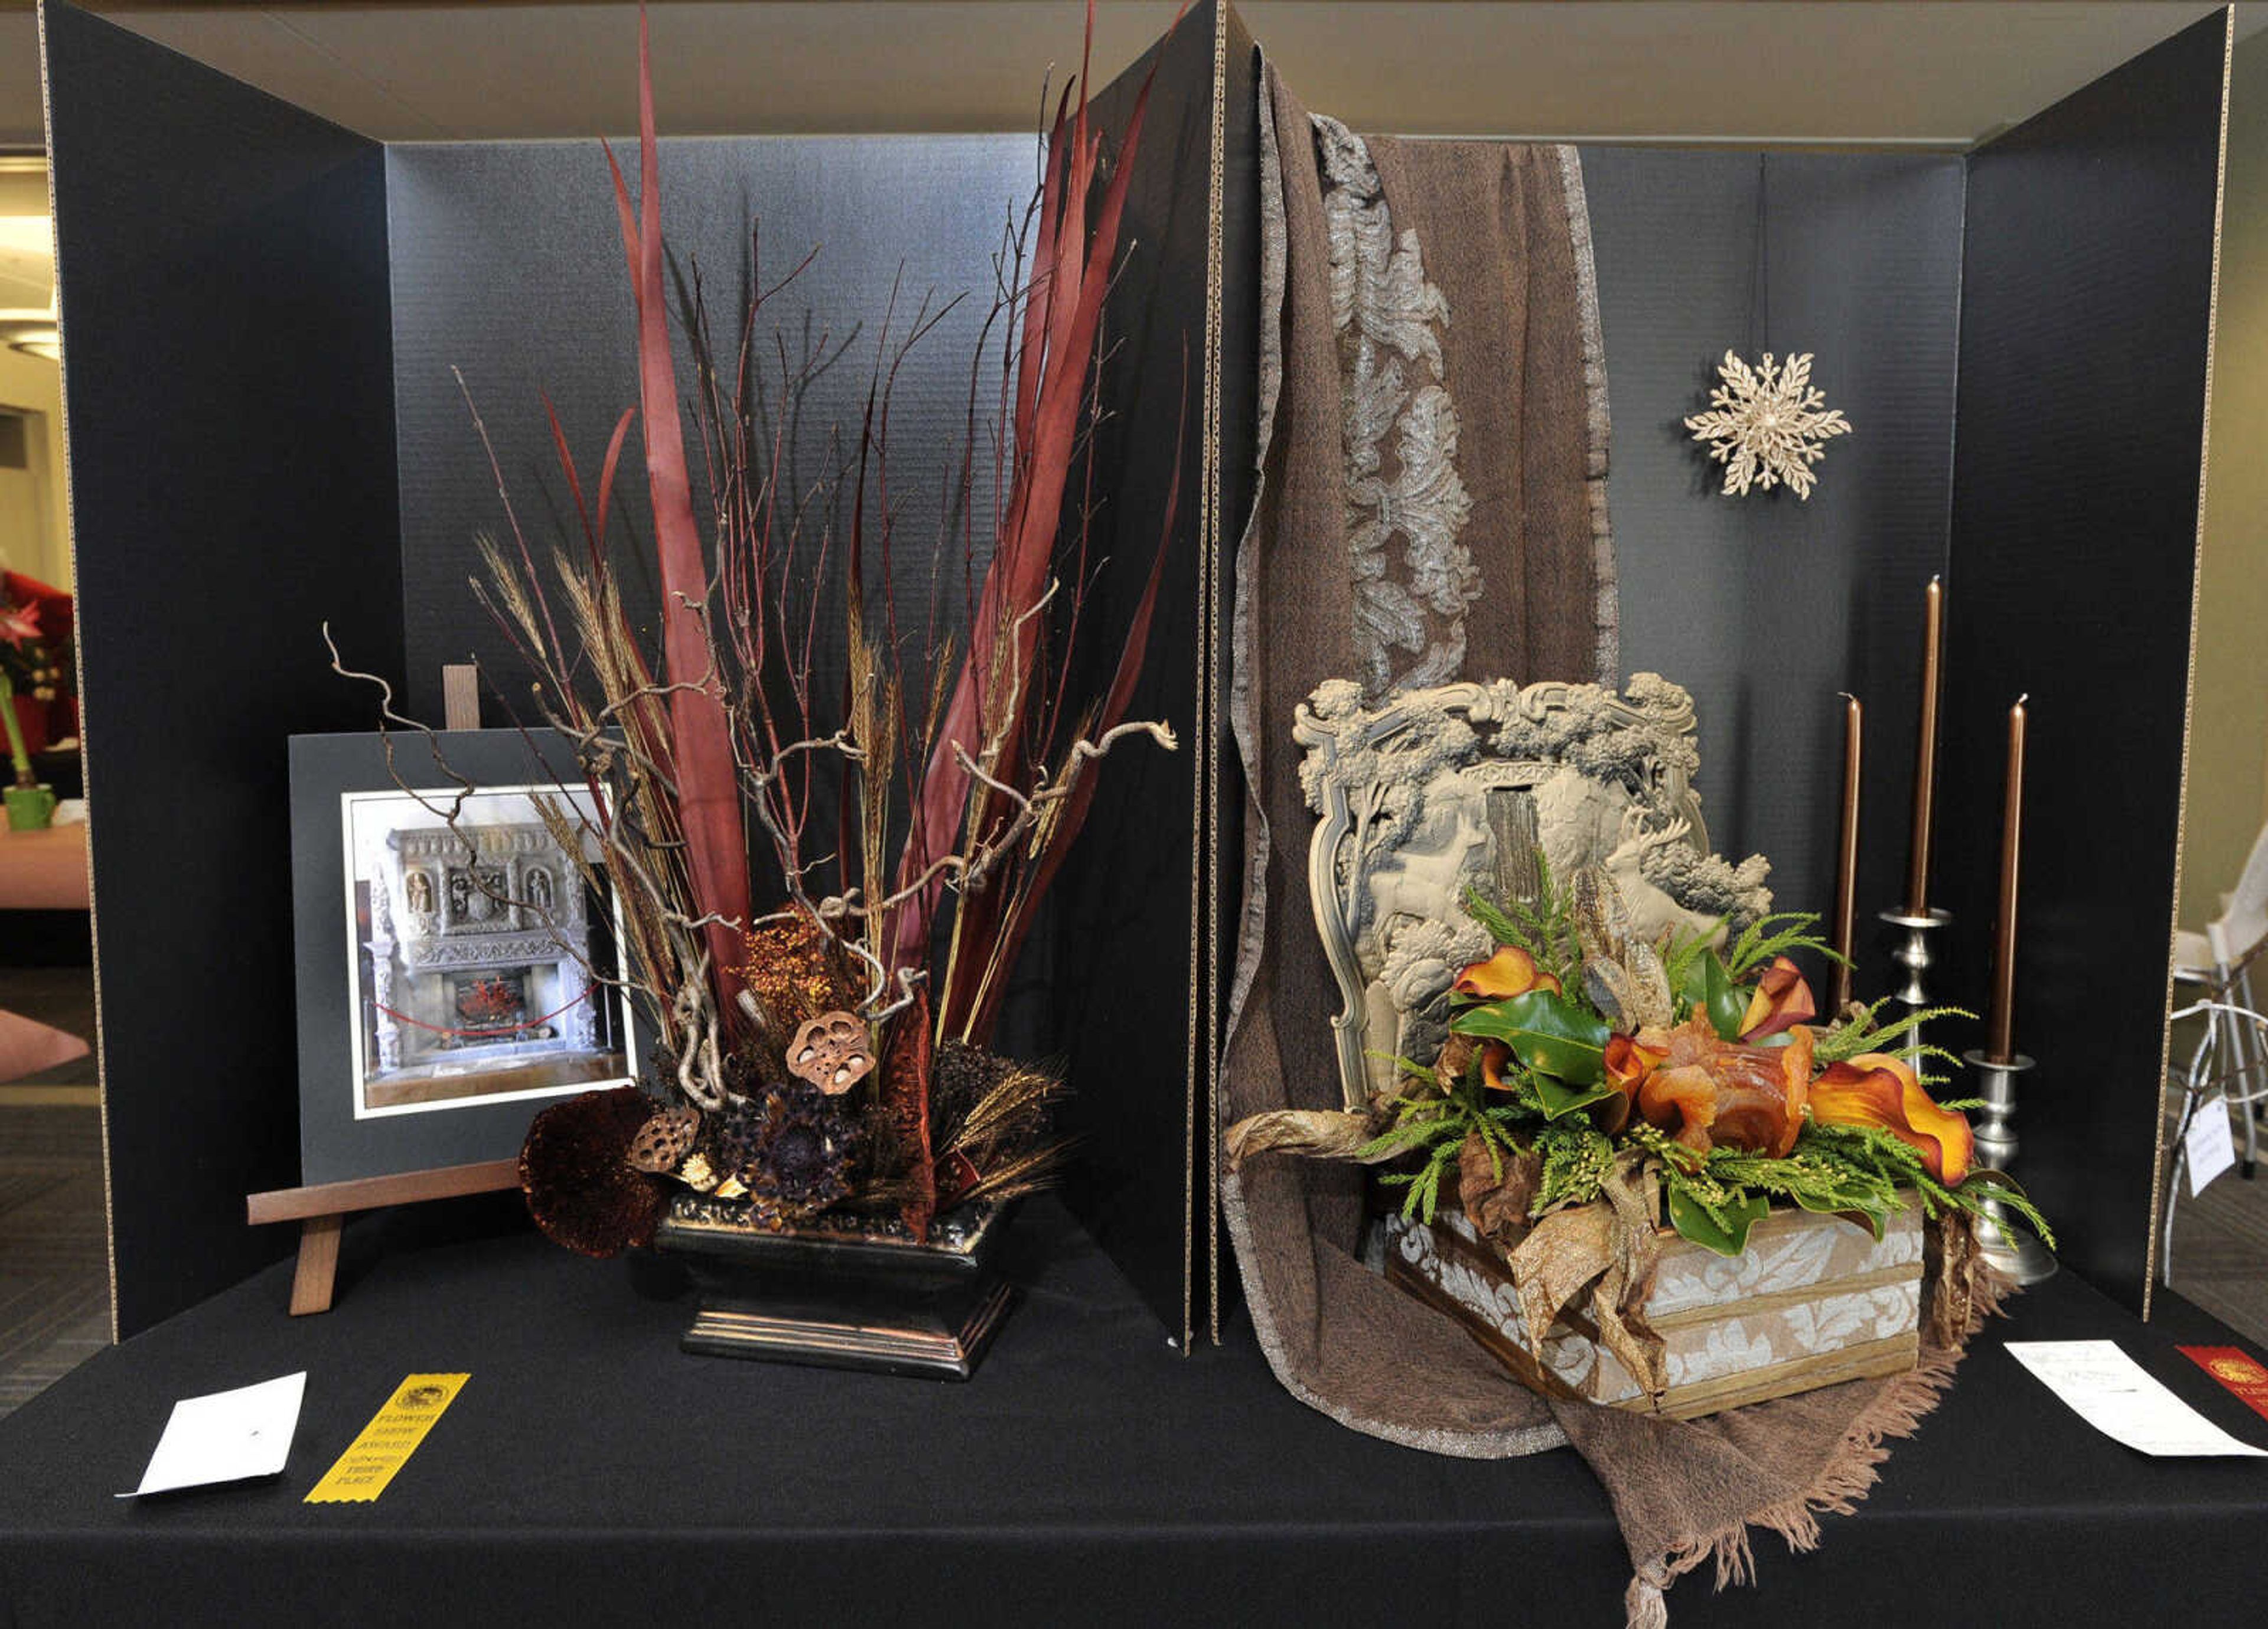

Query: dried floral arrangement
left=351, top=11, right=1175, bottom=1259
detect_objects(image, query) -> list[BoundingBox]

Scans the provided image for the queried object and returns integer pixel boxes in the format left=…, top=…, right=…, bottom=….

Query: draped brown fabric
left=1218, top=62, right=1997, bottom=1624
left=1218, top=63, right=1584, bottom=1459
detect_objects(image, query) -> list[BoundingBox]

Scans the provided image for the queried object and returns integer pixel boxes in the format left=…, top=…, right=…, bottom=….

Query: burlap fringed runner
left=1216, top=61, right=2005, bottom=1625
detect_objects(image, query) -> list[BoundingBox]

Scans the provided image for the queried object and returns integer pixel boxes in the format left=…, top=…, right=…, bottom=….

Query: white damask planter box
left=1383, top=1195, right=1924, bottom=1419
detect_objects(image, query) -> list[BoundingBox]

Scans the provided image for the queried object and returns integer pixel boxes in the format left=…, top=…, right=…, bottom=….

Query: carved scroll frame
left=1297, top=679, right=1712, bottom=1112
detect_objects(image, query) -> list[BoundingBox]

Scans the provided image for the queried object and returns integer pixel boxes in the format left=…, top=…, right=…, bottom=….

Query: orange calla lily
left=1456, top=946, right=1543, bottom=999
left=1808, top=1051, right=1974, bottom=1184
left=1739, top=954, right=1818, bottom=1041
left=1638, top=1016, right=1813, bottom=1158
left=1600, top=1034, right=1666, bottom=1135
left=1480, top=1040, right=1520, bottom=1093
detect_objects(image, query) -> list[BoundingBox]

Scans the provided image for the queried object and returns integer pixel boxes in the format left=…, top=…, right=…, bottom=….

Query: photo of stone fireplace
left=344, top=785, right=635, bottom=1116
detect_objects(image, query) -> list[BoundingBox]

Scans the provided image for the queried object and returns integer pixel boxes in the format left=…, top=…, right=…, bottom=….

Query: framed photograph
left=291, top=729, right=643, bottom=1185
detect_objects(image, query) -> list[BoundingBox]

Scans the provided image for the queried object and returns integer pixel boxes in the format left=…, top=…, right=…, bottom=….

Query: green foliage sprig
left=1362, top=1052, right=1529, bottom=1224
left=1462, top=852, right=1581, bottom=992
left=1534, top=1120, right=1614, bottom=1214
left=1722, top=910, right=1846, bottom=980
left=1659, top=924, right=1717, bottom=1008
left=1813, top=996, right=1967, bottom=1063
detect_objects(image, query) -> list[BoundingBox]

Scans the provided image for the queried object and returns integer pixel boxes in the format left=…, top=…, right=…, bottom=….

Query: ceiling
left=0, top=2, right=2258, bottom=151
left=0, top=1, right=2256, bottom=351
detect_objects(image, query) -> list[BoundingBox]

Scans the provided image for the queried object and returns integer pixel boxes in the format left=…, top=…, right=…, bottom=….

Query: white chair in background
left=2161, top=820, right=2268, bottom=1285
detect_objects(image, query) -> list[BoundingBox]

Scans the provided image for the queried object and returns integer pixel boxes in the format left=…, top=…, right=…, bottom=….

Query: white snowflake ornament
left=1684, top=350, right=1852, bottom=500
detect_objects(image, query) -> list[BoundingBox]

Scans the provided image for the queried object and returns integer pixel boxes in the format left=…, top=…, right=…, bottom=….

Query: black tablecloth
left=2, top=1197, right=2264, bottom=1627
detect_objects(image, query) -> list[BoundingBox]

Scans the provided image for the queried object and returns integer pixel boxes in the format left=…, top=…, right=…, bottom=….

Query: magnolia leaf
left=1667, top=1186, right=1772, bottom=1257
left=1530, top=1074, right=1623, bottom=1123
left=1703, top=952, right=1748, bottom=1041
left=1452, top=991, right=1612, bottom=1087
left=1784, top=1187, right=1888, bottom=1240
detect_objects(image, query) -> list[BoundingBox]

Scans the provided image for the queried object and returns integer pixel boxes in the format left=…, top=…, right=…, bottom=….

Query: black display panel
left=1941, top=10, right=2230, bottom=1310
left=39, top=0, right=2228, bottom=1347
left=387, top=133, right=1027, bottom=728
left=43, top=2, right=406, bottom=1335
left=1583, top=149, right=1965, bottom=943
left=1048, top=0, right=1255, bottom=1345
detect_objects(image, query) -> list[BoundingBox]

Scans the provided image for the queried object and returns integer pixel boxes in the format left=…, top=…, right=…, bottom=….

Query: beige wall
left=0, top=345, right=69, bottom=592
left=2184, top=28, right=2268, bottom=929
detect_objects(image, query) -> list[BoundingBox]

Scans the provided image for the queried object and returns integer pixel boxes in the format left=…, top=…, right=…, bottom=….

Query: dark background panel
left=386, top=132, right=1029, bottom=729
left=43, top=2, right=405, bottom=1336
left=1582, top=148, right=1966, bottom=970
left=1941, top=11, right=2230, bottom=1310
left=1047, top=1, right=1235, bottom=1344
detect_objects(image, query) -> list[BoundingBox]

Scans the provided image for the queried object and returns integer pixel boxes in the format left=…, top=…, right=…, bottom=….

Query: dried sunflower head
left=743, top=1080, right=858, bottom=1220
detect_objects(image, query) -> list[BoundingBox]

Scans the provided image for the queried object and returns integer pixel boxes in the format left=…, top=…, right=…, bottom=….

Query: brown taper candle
left=1905, top=576, right=1944, bottom=914
left=1986, top=694, right=2028, bottom=1063
left=1832, top=693, right=1862, bottom=1011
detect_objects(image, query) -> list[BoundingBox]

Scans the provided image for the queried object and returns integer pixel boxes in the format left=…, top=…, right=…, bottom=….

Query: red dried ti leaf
left=891, top=9, right=1169, bottom=985
left=602, top=8, right=751, bottom=1009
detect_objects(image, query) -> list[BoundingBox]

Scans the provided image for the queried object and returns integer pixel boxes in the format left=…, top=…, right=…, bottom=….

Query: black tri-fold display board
left=43, top=0, right=2231, bottom=1340
left=1937, top=14, right=2232, bottom=1309
left=41, top=0, right=1252, bottom=1342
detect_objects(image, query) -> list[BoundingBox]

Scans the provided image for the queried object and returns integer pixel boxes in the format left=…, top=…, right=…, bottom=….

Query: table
left=1, top=1198, right=2263, bottom=1627
left=0, top=822, right=87, bottom=912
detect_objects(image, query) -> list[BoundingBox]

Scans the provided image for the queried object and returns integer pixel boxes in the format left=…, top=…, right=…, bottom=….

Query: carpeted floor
left=2156, top=997, right=2268, bottom=1342
left=0, top=960, right=108, bottom=1418
left=0, top=1103, right=107, bottom=1416
left=2161, top=1087, right=2268, bottom=1346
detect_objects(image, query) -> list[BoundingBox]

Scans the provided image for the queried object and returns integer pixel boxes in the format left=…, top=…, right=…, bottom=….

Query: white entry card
left=2006, top=1341, right=2266, bottom=1458
left=2188, top=1096, right=2238, bottom=1197
left=120, top=1371, right=307, bottom=1497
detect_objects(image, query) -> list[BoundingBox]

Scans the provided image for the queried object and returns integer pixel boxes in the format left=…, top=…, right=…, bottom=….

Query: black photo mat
left=290, top=729, right=637, bottom=1186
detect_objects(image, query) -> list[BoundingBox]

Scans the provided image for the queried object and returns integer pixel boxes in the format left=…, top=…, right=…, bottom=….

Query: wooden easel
left=247, top=664, right=522, bottom=1315
left=248, top=1157, right=522, bottom=1314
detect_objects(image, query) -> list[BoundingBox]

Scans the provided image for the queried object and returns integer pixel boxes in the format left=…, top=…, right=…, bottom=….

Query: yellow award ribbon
left=304, top=1373, right=469, bottom=1504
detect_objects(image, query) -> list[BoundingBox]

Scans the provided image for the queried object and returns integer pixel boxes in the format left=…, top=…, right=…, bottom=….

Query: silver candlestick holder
left=1878, top=906, right=1950, bottom=1056
left=1962, top=1047, right=2058, bottom=1284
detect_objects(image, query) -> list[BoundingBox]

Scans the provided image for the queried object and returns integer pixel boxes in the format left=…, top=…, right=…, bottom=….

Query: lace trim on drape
left=1314, top=114, right=1477, bottom=700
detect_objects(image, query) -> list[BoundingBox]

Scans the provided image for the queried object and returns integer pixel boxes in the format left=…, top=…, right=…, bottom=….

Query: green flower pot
left=5, top=783, right=57, bottom=832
